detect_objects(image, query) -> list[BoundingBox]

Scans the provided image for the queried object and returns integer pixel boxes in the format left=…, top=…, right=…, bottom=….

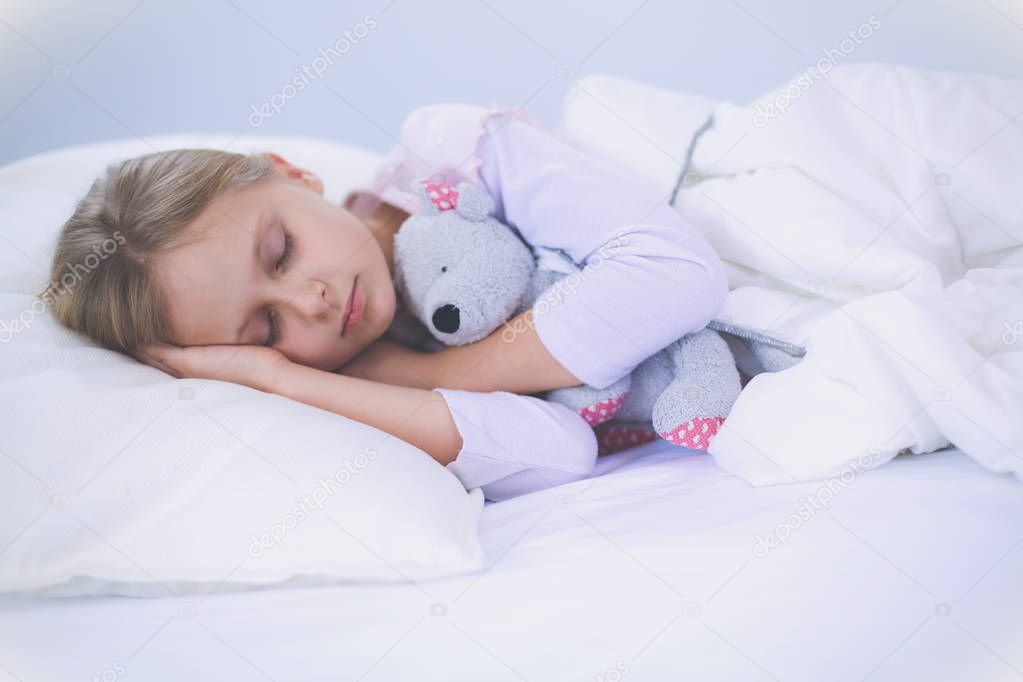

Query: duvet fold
left=560, top=63, right=1023, bottom=484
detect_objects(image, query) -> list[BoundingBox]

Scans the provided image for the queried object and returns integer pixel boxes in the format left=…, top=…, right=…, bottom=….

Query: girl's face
left=156, top=154, right=397, bottom=372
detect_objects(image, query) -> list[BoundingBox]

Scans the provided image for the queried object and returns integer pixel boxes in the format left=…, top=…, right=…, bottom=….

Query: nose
left=432, top=304, right=460, bottom=333
left=290, top=278, right=330, bottom=320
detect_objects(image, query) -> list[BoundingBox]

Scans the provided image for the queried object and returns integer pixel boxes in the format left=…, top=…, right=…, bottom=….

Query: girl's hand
left=133, top=343, right=291, bottom=392
left=339, top=339, right=437, bottom=389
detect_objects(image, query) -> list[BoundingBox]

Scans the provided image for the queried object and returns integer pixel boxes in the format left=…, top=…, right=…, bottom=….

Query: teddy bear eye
left=441, top=266, right=448, bottom=273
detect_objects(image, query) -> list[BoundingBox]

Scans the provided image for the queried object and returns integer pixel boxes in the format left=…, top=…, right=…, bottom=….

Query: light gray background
left=1, top=0, right=1022, bottom=166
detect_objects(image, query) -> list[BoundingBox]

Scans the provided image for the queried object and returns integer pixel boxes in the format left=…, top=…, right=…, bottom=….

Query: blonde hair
left=44, top=148, right=278, bottom=353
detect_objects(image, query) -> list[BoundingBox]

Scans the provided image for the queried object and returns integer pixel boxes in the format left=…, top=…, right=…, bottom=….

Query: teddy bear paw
left=658, top=415, right=725, bottom=451
left=546, top=374, right=631, bottom=428
left=579, top=392, right=627, bottom=427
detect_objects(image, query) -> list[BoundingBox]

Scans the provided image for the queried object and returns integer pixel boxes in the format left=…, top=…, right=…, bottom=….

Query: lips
left=341, top=277, right=360, bottom=336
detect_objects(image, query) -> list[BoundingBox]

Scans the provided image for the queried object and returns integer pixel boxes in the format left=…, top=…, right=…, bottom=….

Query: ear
left=408, top=177, right=441, bottom=215
left=266, top=152, right=324, bottom=196
left=454, top=181, right=495, bottom=222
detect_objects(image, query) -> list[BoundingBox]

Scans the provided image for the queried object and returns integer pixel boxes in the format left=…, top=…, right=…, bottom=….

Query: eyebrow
left=234, top=209, right=271, bottom=344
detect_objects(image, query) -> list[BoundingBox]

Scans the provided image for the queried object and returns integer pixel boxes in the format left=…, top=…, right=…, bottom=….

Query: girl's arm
left=135, top=343, right=599, bottom=501
left=432, top=307, right=580, bottom=395
left=273, top=365, right=600, bottom=501
left=343, top=308, right=580, bottom=395
left=268, top=363, right=463, bottom=466
left=134, top=343, right=461, bottom=466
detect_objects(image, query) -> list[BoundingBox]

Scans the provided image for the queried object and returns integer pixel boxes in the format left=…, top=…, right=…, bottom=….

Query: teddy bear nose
left=432, top=304, right=460, bottom=334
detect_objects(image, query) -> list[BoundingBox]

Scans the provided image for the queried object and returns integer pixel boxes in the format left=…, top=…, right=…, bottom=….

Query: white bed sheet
left=1, top=442, right=1020, bottom=681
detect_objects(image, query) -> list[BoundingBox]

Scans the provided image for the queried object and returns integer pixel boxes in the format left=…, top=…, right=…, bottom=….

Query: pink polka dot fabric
left=579, top=394, right=626, bottom=427
left=659, top=416, right=725, bottom=450
left=421, top=178, right=459, bottom=211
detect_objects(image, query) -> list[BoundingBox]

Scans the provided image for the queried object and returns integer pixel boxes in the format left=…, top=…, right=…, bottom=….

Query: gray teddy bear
left=384, top=177, right=792, bottom=452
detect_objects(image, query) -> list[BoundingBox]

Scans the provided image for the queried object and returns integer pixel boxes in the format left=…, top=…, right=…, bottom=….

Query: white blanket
left=559, top=63, right=1023, bottom=485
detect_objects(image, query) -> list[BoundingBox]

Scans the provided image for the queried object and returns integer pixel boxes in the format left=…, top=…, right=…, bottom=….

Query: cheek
left=336, top=215, right=374, bottom=254
left=282, top=326, right=336, bottom=367
left=308, top=222, right=365, bottom=272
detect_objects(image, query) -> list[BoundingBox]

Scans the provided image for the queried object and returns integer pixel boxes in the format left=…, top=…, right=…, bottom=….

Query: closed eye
left=264, top=229, right=293, bottom=346
left=264, top=308, right=279, bottom=347
left=276, top=231, right=292, bottom=272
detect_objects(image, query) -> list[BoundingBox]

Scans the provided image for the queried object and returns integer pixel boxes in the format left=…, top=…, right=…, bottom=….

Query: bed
left=2, top=67, right=1022, bottom=681
left=2, top=441, right=1022, bottom=681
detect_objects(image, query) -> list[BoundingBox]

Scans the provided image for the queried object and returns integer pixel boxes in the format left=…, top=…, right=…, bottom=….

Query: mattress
left=2, top=441, right=1021, bottom=681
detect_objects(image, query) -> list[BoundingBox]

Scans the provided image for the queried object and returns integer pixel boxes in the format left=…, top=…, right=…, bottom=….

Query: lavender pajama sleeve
left=432, top=388, right=598, bottom=502
left=477, top=112, right=730, bottom=390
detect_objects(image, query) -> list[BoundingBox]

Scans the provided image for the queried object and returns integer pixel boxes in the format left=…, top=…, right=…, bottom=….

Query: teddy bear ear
left=408, top=178, right=441, bottom=215
left=454, top=181, right=495, bottom=222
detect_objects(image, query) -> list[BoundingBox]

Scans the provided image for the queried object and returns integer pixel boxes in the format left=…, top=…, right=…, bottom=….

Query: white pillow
left=0, top=135, right=486, bottom=597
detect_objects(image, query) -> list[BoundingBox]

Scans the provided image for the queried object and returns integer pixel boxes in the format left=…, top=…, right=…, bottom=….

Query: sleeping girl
left=46, top=104, right=730, bottom=501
